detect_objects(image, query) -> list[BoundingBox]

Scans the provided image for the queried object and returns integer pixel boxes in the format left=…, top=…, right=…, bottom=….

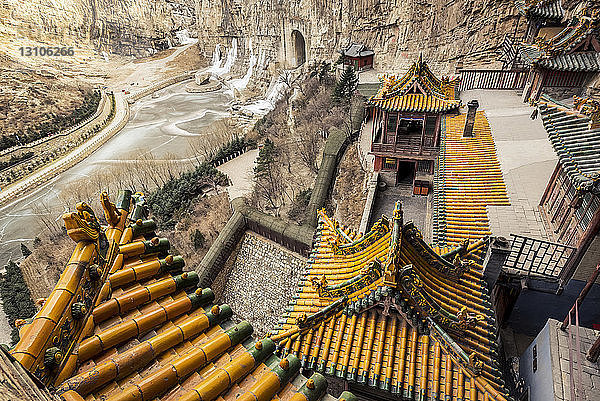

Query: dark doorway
left=291, top=30, right=306, bottom=67
left=398, top=119, right=424, bottom=136
left=397, top=161, right=415, bottom=185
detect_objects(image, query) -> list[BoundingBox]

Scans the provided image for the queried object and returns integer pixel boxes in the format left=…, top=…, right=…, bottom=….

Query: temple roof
left=270, top=203, right=510, bottom=400
left=515, top=0, right=564, bottom=20
left=9, top=191, right=353, bottom=401
left=433, top=112, right=510, bottom=247
left=340, top=43, right=374, bottom=58
left=538, top=97, right=600, bottom=194
left=366, top=57, right=460, bottom=113
left=519, top=12, right=600, bottom=71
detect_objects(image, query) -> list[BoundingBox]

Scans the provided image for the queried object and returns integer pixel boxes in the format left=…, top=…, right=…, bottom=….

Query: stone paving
left=369, top=184, right=428, bottom=236
left=222, top=232, right=306, bottom=336
left=460, top=90, right=557, bottom=241
left=217, top=149, right=259, bottom=201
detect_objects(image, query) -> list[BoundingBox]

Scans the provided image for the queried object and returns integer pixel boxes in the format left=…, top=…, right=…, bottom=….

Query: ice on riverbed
left=230, top=39, right=257, bottom=91
left=241, top=71, right=290, bottom=116
left=209, top=38, right=238, bottom=77
left=175, top=29, right=196, bottom=45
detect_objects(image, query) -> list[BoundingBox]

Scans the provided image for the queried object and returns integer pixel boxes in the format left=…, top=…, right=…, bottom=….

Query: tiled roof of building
left=538, top=98, right=600, bottom=194
left=433, top=112, right=510, bottom=247
left=366, top=57, right=460, bottom=113
left=9, top=191, right=354, bottom=401
left=515, top=0, right=564, bottom=20
left=519, top=12, right=600, bottom=71
left=270, top=203, right=511, bottom=401
left=340, top=43, right=374, bottom=58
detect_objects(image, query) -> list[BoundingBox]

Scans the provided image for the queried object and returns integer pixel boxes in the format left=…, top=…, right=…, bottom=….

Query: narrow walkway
left=0, top=93, right=129, bottom=207
left=434, top=111, right=510, bottom=248
left=217, top=149, right=259, bottom=201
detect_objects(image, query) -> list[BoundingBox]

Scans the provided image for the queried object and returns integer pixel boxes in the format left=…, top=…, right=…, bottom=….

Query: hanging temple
left=6, top=189, right=512, bottom=401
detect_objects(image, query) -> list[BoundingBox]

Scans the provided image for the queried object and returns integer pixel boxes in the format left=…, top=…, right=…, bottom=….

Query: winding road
left=0, top=82, right=232, bottom=268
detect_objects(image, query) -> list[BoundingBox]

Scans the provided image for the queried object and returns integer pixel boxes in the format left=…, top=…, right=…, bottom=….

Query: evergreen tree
left=190, top=229, right=206, bottom=250
left=254, top=138, right=277, bottom=177
left=20, top=243, right=31, bottom=258
left=253, top=139, right=283, bottom=213
left=0, top=261, right=37, bottom=345
left=332, top=66, right=358, bottom=103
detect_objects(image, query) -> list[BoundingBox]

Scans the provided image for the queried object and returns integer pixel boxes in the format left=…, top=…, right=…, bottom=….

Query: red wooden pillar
left=383, top=110, right=388, bottom=143
left=419, top=113, right=426, bottom=154
left=371, top=108, right=376, bottom=143
left=374, top=156, right=382, bottom=171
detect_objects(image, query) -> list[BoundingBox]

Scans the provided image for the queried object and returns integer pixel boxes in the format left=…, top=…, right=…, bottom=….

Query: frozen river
left=0, top=81, right=232, bottom=273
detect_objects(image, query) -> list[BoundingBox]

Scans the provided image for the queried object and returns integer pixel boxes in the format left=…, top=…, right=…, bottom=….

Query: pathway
left=0, top=93, right=129, bottom=207
left=217, top=149, right=259, bottom=201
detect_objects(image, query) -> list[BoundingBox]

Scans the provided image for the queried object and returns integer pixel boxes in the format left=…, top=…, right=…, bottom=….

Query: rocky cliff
left=198, top=0, right=524, bottom=75
left=1, top=0, right=196, bottom=57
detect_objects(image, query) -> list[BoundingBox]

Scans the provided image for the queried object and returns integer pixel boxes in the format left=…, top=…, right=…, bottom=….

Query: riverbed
left=0, top=82, right=232, bottom=341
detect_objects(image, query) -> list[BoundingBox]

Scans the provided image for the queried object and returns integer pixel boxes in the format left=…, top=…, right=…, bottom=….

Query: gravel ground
left=222, top=232, right=306, bottom=336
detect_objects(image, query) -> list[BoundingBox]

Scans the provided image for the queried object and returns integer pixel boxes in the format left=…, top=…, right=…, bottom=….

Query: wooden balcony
left=371, top=135, right=439, bottom=159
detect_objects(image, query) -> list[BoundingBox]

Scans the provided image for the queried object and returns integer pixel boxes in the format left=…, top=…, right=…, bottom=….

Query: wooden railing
left=371, top=142, right=438, bottom=158
left=458, top=69, right=528, bottom=91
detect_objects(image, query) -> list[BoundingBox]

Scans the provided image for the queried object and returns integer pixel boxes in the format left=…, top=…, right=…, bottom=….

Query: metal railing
left=503, top=233, right=575, bottom=278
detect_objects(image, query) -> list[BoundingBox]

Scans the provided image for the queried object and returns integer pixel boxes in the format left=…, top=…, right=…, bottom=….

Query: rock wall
left=197, top=0, right=524, bottom=75
left=1, top=0, right=196, bottom=57
left=222, top=232, right=306, bottom=336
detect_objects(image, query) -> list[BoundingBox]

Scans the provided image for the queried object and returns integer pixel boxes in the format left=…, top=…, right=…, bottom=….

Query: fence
left=458, top=69, right=528, bottom=91
left=503, top=233, right=575, bottom=278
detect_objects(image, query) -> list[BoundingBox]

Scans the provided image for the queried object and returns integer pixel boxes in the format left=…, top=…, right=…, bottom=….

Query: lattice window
left=417, top=160, right=432, bottom=173
left=383, top=158, right=397, bottom=170
left=386, top=113, right=397, bottom=133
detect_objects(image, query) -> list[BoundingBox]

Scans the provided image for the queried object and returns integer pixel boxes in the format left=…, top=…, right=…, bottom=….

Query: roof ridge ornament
left=573, top=95, right=600, bottom=130
left=383, top=201, right=403, bottom=287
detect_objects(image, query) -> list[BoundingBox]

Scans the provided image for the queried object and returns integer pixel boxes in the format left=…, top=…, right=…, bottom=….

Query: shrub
left=190, top=229, right=206, bottom=250
left=0, top=261, right=37, bottom=345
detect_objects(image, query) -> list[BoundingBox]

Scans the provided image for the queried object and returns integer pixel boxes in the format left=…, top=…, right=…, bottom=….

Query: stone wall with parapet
left=196, top=122, right=356, bottom=289
left=221, top=232, right=306, bottom=336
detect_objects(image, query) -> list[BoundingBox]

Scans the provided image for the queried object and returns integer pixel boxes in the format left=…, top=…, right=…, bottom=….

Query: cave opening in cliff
left=291, top=30, right=306, bottom=67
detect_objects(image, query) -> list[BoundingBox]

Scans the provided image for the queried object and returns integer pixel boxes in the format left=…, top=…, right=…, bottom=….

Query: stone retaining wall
left=0, top=94, right=128, bottom=207
left=0, top=91, right=108, bottom=158
left=126, top=71, right=196, bottom=103
left=359, top=171, right=379, bottom=235
left=221, top=232, right=306, bottom=336
left=0, top=91, right=114, bottom=188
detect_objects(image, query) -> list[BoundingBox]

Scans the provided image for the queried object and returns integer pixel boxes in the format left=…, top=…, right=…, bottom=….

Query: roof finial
left=392, top=200, right=404, bottom=227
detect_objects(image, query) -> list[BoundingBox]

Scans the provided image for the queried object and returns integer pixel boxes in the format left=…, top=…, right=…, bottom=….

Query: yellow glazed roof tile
left=270, top=201, right=509, bottom=400
left=9, top=191, right=340, bottom=401
left=367, top=57, right=460, bottom=113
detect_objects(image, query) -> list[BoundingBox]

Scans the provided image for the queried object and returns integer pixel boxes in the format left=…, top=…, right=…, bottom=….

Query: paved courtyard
left=460, top=90, right=557, bottom=241
left=369, top=184, right=429, bottom=238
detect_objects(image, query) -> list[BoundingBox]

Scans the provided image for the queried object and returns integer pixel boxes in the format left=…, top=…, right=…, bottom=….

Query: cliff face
left=1, top=0, right=196, bottom=57
left=198, top=0, right=523, bottom=75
